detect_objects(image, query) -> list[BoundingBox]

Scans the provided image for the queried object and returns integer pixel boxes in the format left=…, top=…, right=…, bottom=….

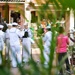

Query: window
left=31, top=11, right=38, bottom=23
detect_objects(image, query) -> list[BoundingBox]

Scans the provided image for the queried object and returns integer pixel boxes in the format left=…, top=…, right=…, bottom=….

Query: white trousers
left=43, top=45, right=50, bottom=64
left=22, top=38, right=31, bottom=62
left=10, top=45, right=22, bottom=67
left=0, top=42, right=3, bottom=51
left=5, top=39, right=10, bottom=59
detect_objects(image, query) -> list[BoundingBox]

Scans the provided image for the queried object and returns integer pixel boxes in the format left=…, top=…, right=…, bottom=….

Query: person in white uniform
left=22, top=23, right=32, bottom=63
left=5, top=23, right=12, bottom=60
left=0, top=25, right=5, bottom=65
left=8, top=22, right=22, bottom=67
left=43, top=25, right=52, bottom=66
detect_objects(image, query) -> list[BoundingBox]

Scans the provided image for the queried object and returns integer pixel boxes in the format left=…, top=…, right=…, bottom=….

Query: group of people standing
left=0, top=18, right=74, bottom=75
left=0, top=22, right=33, bottom=67
left=40, top=18, right=72, bottom=75
left=42, top=25, right=72, bottom=75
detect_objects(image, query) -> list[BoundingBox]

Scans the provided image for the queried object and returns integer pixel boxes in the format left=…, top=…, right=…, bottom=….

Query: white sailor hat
left=7, top=23, right=12, bottom=26
left=24, top=22, right=28, bottom=26
left=46, top=25, right=51, bottom=29
left=0, top=25, right=4, bottom=28
left=12, top=22, right=18, bottom=26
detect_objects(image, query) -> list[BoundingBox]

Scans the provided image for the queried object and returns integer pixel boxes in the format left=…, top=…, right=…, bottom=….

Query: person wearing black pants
left=57, top=53, right=70, bottom=74
left=56, top=26, right=71, bottom=75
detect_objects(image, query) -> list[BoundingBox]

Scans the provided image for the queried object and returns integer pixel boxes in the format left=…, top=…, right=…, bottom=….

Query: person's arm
left=43, top=33, right=47, bottom=43
left=3, top=32, right=6, bottom=43
left=70, top=37, right=75, bottom=42
left=68, top=32, right=75, bottom=42
left=28, top=29, right=33, bottom=38
left=66, top=36, right=69, bottom=45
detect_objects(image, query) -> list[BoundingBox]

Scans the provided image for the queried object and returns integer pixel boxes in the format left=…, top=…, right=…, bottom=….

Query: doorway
left=11, top=10, right=20, bottom=23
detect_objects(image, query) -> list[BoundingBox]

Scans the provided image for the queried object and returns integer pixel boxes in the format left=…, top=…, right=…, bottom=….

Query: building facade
left=0, top=0, right=25, bottom=26
left=0, top=0, right=74, bottom=33
left=25, top=0, right=75, bottom=34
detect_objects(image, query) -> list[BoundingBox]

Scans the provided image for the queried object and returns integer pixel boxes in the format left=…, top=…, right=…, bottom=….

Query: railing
left=0, top=0, right=25, bottom=2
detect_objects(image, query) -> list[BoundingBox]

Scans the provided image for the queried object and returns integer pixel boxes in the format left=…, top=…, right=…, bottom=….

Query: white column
left=9, top=10, right=11, bottom=23
left=24, top=3, right=31, bottom=27
left=25, top=11, right=31, bottom=27
left=70, top=9, right=74, bottom=30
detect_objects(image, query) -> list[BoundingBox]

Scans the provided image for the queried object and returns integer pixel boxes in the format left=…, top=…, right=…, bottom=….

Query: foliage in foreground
left=0, top=0, right=75, bottom=75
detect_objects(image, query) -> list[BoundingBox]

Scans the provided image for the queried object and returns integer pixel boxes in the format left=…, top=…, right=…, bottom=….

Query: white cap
left=0, top=25, right=4, bottom=28
left=7, top=23, right=12, bottom=26
left=12, top=22, right=18, bottom=26
left=24, top=22, right=28, bottom=26
left=46, top=25, right=51, bottom=29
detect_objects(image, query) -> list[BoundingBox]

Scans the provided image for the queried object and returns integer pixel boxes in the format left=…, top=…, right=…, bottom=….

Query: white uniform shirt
left=5, top=29, right=10, bottom=39
left=23, top=28, right=32, bottom=38
left=0, top=30, right=5, bottom=50
left=43, top=31, right=52, bottom=47
left=8, top=27, right=22, bottom=46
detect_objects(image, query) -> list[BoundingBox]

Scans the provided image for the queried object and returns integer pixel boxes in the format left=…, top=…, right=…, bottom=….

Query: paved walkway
left=10, top=47, right=40, bottom=75
left=2, top=43, right=75, bottom=75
